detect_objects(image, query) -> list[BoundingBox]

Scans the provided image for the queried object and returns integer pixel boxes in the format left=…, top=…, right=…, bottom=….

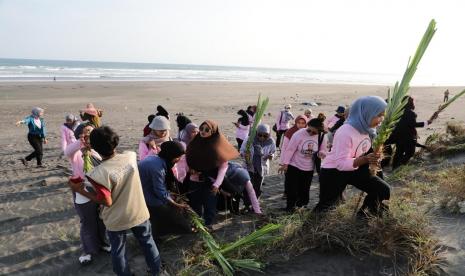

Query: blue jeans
left=107, top=220, right=161, bottom=276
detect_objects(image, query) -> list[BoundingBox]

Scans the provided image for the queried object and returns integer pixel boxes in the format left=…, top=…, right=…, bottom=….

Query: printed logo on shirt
left=300, top=140, right=317, bottom=158
left=109, top=164, right=135, bottom=185
left=354, top=138, right=371, bottom=157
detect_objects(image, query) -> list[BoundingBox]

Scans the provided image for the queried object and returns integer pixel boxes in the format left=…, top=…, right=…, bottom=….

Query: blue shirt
left=23, top=116, right=46, bottom=138
left=138, top=155, right=172, bottom=207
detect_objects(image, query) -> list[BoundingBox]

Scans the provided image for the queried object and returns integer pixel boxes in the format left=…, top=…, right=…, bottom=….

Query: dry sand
left=1, top=81, right=464, bottom=275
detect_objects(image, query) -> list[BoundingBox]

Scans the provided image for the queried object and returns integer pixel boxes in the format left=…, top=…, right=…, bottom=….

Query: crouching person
left=138, top=141, right=192, bottom=237
left=69, top=126, right=161, bottom=276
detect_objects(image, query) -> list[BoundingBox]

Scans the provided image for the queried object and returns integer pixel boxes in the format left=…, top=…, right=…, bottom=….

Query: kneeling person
left=138, top=141, right=191, bottom=237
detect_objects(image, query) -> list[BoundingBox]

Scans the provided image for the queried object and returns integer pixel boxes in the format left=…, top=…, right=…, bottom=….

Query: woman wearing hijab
left=241, top=124, right=276, bottom=204
left=138, top=141, right=192, bottom=237
left=275, top=104, right=295, bottom=147
left=185, top=120, right=239, bottom=228
left=279, top=115, right=308, bottom=198
left=313, top=96, right=391, bottom=217
left=139, top=116, right=172, bottom=160
left=16, top=107, right=47, bottom=168
left=234, top=109, right=250, bottom=149
left=176, top=114, right=192, bottom=139
left=279, top=118, right=327, bottom=211
left=179, top=123, right=198, bottom=146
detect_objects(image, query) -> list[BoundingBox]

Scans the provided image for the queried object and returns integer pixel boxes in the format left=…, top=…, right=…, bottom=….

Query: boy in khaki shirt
left=69, top=126, right=160, bottom=276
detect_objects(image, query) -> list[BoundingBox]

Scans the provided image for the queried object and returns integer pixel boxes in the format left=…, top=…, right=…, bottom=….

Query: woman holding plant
left=313, top=96, right=391, bottom=217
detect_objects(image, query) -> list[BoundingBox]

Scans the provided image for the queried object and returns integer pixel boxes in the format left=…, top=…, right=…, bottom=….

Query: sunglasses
left=257, top=133, right=269, bottom=138
left=199, top=126, right=211, bottom=132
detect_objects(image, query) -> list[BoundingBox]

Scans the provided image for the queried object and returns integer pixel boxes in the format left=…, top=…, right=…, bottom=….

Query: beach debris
left=301, top=101, right=318, bottom=106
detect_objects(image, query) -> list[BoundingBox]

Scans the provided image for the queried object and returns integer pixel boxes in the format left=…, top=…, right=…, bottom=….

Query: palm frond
left=372, top=19, right=437, bottom=152
left=220, top=223, right=281, bottom=255
left=245, top=94, right=270, bottom=164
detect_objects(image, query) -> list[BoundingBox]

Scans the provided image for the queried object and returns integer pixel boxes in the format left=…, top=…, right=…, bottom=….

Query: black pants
left=314, top=166, right=390, bottom=216
left=285, top=165, right=314, bottom=210
left=147, top=204, right=191, bottom=237
left=392, top=140, right=416, bottom=169
left=236, top=138, right=244, bottom=150
left=26, top=134, right=43, bottom=165
left=275, top=130, right=286, bottom=147
left=186, top=180, right=217, bottom=226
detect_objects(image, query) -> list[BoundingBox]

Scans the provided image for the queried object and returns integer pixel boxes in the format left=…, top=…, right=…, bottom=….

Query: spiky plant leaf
left=245, top=94, right=270, bottom=165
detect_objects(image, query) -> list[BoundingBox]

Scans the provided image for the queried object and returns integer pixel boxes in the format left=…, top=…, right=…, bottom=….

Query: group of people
left=14, top=93, right=440, bottom=275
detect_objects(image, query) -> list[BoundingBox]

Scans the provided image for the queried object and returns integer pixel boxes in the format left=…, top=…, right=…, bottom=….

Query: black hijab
left=176, top=115, right=192, bottom=131
left=237, top=110, right=249, bottom=126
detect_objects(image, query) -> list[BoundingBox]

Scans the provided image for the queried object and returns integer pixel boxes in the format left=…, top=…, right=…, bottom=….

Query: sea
left=0, top=58, right=441, bottom=85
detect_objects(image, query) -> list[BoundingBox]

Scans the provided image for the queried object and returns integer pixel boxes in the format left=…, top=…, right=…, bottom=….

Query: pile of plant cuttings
left=424, top=121, right=465, bottom=157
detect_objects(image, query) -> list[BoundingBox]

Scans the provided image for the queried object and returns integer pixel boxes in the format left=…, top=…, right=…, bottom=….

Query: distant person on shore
left=79, top=103, right=103, bottom=128
left=443, top=89, right=450, bottom=102
left=274, top=104, right=295, bottom=148
left=53, top=76, right=56, bottom=81
left=139, top=116, right=172, bottom=160
left=313, top=96, right=390, bottom=218
left=68, top=126, right=161, bottom=275
left=63, top=122, right=109, bottom=265
left=16, top=107, right=47, bottom=168
left=234, top=109, right=250, bottom=149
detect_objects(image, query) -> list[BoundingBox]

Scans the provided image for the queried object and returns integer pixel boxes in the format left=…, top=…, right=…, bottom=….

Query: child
left=279, top=118, right=327, bottom=211
left=234, top=110, right=250, bottom=149
left=68, top=126, right=160, bottom=275
left=16, top=107, right=47, bottom=168
left=313, top=96, right=391, bottom=217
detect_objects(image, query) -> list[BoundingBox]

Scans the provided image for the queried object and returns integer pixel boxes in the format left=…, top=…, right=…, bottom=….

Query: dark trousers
left=392, top=140, right=416, bottom=169
left=187, top=180, right=217, bottom=226
left=314, top=167, right=390, bottom=215
left=285, top=165, right=314, bottom=209
left=74, top=201, right=107, bottom=255
left=236, top=138, right=244, bottom=150
left=26, top=134, right=43, bottom=165
left=276, top=130, right=286, bottom=147
left=147, top=204, right=191, bottom=237
left=107, top=220, right=160, bottom=276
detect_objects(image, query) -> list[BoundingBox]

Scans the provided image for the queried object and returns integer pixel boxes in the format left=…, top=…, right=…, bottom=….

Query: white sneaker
left=100, top=245, right=111, bottom=253
left=79, top=254, right=92, bottom=265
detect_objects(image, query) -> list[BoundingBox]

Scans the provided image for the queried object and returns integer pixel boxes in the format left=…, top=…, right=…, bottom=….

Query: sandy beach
left=1, top=81, right=465, bottom=275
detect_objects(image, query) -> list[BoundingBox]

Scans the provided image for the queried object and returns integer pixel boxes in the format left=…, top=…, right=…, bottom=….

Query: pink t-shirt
left=325, top=114, right=340, bottom=129
left=321, top=124, right=371, bottom=171
left=235, top=123, right=250, bottom=140
left=281, top=128, right=328, bottom=172
left=138, top=141, right=160, bottom=161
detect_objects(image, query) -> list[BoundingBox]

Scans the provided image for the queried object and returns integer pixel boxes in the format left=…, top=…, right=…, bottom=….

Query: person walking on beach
left=274, top=104, right=294, bottom=148
left=313, top=96, right=391, bottom=218
left=240, top=123, right=275, bottom=211
left=63, top=122, right=109, bottom=265
left=79, top=103, right=103, bottom=128
left=279, top=118, right=327, bottom=211
left=68, top=126, right=161, bottom=275
left=16, top=107, right=48, bottom=168
left=444, top=89, right=450, bottom=103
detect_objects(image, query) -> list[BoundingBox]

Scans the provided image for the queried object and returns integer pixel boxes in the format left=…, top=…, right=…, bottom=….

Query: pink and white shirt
left=235, top=123, right=250, bottom=141
left=325, top=114, right=341, bottom=129
left=281, top=128, right=328, bottom=172
left=321, top=124, right=371, bottom=171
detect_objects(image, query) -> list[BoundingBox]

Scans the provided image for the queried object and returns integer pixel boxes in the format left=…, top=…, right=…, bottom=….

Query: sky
left=0, top=0, right=464, bottom=83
